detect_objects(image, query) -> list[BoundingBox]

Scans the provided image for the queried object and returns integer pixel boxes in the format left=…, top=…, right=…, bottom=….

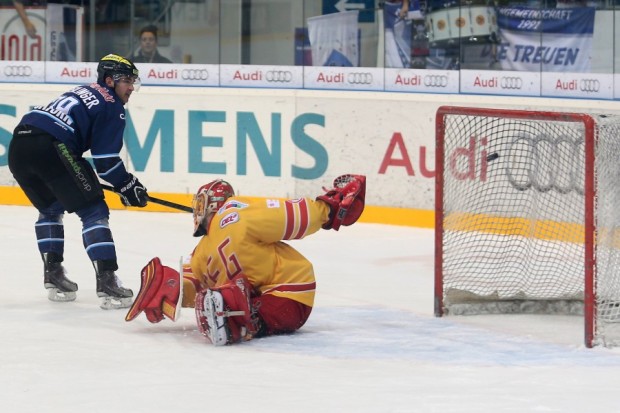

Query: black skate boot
left=93, top=260, right=134, bottom=310
left=42, top=252, right=78, bottom=302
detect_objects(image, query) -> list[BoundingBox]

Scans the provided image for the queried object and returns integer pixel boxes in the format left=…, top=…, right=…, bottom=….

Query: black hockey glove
left=116, top=174, right=148, bottom=207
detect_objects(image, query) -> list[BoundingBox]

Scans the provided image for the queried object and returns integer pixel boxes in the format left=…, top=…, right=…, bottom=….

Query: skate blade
left=169, top=272, right=183, bottom=321
left=47, top=288, right=77, bottom=302
left=100, top=296, right=133, bottom=310
left=171, top=257, right=184, bottom=321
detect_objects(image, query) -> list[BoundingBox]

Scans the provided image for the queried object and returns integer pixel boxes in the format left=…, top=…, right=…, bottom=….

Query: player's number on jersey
left=48, top=95, right=80, bottom=115
left=218, top=237, right=242, bottom=280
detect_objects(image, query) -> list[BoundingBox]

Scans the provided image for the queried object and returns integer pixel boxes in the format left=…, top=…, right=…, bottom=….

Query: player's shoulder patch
left=218, top=200, right=249, bottom=214
left=89, top=82, right=115, bottom=103
left=219, top=212, right=239, bottom=229
left=266, top=199, right=280, bottom=208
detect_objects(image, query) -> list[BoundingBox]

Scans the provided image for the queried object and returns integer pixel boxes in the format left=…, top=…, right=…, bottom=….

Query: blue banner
left=322, top=0, right=375, bottom=23
left=496, top=7, right=595, bottom=72
left=496, top=7, right=595, bottom=34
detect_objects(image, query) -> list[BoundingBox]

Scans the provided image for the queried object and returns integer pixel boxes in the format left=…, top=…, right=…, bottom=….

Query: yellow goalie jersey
left=186, top=196, right=331, bottom=308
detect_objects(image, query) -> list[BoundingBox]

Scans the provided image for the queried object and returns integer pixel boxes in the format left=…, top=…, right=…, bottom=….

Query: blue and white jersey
left=19, top=82, right=131, bottom=188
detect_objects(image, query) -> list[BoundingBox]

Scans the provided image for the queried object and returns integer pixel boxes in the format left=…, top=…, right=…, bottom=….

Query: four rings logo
left=506, top=134, right=585, bottom=195
left=500, top=76, right=522, bottom=90
left=347, top=73, right=373, bottom=85
left=181, top=69, right=208, bottom=81
left=1, top=61, right=609, bottom=97
left=4, top=65, right=33, bottom=77
left=266, top=70, right=292, bottom=82
left=579, top=79, right=600, bottom=93
left=424, top=75, right=448, bottom=87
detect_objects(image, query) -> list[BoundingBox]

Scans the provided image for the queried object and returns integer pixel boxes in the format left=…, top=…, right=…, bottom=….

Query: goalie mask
left=192, top=180, right=235, bottom=237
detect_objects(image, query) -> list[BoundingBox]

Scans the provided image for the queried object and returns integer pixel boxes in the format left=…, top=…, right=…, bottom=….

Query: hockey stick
left=100, top=184, right=193, bottom=213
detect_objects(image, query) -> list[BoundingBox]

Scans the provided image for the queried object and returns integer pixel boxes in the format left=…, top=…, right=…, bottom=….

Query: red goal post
left=434, top=106, right=620, bottom=348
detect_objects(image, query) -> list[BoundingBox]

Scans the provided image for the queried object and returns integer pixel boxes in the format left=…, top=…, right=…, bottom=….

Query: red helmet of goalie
left=192, top=179, right=235, bottom=237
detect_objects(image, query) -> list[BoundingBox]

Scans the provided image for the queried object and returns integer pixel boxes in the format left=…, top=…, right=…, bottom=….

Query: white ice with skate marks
left=3, top=205, right=620, bottom=413
left=244, top=306, right=620, bottom=366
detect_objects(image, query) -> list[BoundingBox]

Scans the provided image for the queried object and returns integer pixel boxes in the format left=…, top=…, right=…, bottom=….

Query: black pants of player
left=9, top=125, right=119, bottom=267
left=8, top=125, right=104, bottom=213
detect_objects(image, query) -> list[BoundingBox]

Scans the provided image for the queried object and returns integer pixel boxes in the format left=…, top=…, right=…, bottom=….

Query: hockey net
left=435, top=106, right=620, bottom=348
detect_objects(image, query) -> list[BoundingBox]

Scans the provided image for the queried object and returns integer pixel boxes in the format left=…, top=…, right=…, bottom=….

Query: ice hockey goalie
left=126, top=174, right=366, bottom=345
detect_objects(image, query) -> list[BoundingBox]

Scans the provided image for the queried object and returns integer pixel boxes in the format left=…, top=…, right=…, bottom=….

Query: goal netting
left=435, top=106, right=620, bottom=348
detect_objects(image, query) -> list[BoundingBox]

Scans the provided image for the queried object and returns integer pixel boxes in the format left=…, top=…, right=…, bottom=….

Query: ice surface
left=2, top=205, right=620, bottom=413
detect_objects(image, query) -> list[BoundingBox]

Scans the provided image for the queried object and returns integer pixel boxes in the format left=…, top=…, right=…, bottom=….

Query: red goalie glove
left=317, top=174, right=366, bottom=231
left=125, top=257, right=183, bottom=323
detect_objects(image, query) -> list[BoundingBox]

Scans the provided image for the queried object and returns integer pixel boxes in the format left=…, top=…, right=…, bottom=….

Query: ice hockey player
left=8, top=54, right=149, bottom=309
left=125, top=174, right=366, bottom=345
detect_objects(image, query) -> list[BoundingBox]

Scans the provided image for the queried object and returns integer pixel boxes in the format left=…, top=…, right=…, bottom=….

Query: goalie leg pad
left=195, top=274, right=257, bottom=345
left=252, top=294, right=312, bottom=336
left=125, top=257, right=182, bottom=323
left=317, top=174, right=366, bottom=231
left=195, top=288, right=229, bottom=346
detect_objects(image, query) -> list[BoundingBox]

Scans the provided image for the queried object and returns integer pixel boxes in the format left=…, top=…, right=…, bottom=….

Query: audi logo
left=506, top=134, right=584, bottom=195
left=580, top=79, right=600, bottom=93
left=500, top=76, right=522, bottom=90
left=347, top=73, right=373, bottom=85
left=423, top=75, right=448, bottom=87
left=181, top=69, right=208, bottom=81
left=265, top=70, right=292, bottom=82
left=4, top=65, right=33, bottom=77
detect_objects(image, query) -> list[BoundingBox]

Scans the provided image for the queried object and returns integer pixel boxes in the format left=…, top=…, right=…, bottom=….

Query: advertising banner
left=44, top=61, right=96, bottom=84
left=496, top=7, right=595, bottom=72
left=385, top=68, right=459, bottom=94
left=0, top=6, right=45, bottom=61
left=460, top=69, right=541, bottom=96
left=0, top=84, right=433, bottom=210
left=138, top=63, right=220, bottom=87
left=219, top=64, right=303, bottom=89
left=1, top=84, right=620, bottom=216
left=303, top=66, right=384, bottom=91
left=0, top=5, right=82, bottom=62
left=0, top=60, right=45, bottom=83
left=541, top=72, right=613, bottom=99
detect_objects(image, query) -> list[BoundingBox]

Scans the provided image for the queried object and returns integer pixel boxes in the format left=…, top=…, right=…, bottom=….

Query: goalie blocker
left=125, top=174, right=366, bottom=345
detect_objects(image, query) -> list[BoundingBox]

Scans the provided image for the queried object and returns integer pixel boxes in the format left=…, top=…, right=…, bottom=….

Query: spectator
left=129, top=24, right=172, bottom=63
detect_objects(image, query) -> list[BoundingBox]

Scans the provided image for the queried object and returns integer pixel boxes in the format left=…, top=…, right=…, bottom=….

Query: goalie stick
left=100, top=184, right=193, bottom=213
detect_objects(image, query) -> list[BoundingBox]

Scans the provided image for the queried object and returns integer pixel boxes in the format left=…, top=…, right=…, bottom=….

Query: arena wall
left=1, top=83, right=618, bottom=227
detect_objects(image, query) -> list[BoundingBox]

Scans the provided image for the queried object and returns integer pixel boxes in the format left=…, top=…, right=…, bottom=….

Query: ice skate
left=42, top=253, right=77, bottom=302
left=44, top=264, right=78, bottom=302
left=96, top=270, right=134, bottom=309
left=93, top=260, right=133, bottom=310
